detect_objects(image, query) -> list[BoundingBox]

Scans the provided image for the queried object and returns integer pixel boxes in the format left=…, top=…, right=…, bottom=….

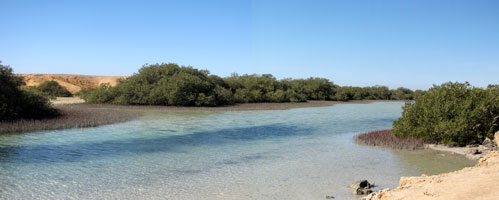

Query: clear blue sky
left=1, top=0, right=498, bottom=89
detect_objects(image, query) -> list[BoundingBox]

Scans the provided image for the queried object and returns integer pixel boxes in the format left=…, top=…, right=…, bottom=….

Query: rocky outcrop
left=16, top=74, right=127, bottom=93
left=362, top=151, right=499, bottom=200
left=425, top=141, right=498, bottom=160
left=482, top=137, right=496, bottom=148
left=349, top=180, right=375, bottom=195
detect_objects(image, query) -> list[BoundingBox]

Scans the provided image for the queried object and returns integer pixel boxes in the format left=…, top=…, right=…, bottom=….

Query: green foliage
left=81, top=63, right=233, bottom=106
left=332, top=86, right=403, bottom=101
left=393, top=82, right=499, bottom=145
left=80, top=63, right=416, bottom=106
left=26, top=80, right=72, bottom=99
left=284, top=78, right=337, bottom=100
left=37, top=80, right=72, bottom=97
left=391, top=87, right=415, bottom=100
left=0, top=61, right=58, bottom=121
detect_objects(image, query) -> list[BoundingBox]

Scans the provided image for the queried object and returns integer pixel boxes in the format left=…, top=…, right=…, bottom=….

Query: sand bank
left=363, top=150, right=499, bottom=200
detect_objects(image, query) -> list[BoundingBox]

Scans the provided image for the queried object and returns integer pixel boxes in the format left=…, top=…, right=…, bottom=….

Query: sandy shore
left=363, top=150, right=499, bottom=200
left=363, top=134, right=499, bottom=200
left=51, top=97, right=86, bottom=105
left=424, top=144, right=493, bottom=160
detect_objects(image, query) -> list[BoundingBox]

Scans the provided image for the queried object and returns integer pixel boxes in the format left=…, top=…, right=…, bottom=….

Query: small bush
left=393, top=82, right=499, bottom=145
left=36, top=80, right=72, bottom=98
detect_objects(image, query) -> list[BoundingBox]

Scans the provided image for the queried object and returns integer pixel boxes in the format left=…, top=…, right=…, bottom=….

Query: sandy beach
left=363, top=150, right=499, bottom=200
left=363, top=133, right=499, bottom=200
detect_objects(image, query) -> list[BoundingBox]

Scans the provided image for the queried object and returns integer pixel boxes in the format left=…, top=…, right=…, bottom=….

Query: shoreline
left=51, top=97, right=404, bottom=111
left=424, top=144, right=494, bottom=160
left=363, top=150, right=499, bottom=200
left=362, top=135, right=499, bottom=200
left=2, top=99, right=403, bottom=134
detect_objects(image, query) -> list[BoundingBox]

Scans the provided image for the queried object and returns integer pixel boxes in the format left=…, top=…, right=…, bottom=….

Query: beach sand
left=363, top=150, right=499, bottom=200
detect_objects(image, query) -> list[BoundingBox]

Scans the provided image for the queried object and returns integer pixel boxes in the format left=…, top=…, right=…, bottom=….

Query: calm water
left=0, top=102, right=474, bottom=199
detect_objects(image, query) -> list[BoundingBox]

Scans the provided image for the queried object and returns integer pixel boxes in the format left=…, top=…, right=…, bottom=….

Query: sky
left=1, top=0, right=498, bottom=90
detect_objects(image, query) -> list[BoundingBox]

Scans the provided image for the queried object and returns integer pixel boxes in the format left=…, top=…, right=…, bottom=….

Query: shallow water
left=0, top=102, right=474, bottom=199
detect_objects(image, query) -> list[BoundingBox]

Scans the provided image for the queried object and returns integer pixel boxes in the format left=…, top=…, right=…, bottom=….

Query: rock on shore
left=362, top=151, right=499, bottom=200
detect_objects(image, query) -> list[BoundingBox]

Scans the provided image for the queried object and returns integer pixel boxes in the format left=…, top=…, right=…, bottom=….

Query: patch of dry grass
left=354, top=129, right=425, bottom=150
left=0, top=104, right=139, bottom=134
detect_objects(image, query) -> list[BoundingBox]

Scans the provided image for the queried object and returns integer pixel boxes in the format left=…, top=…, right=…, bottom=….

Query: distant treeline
left=78, top=63, right=420, bottom=106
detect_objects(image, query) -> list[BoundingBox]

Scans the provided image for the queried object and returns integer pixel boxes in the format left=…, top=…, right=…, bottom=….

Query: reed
left=0, top=104, right=139, bottom=134
left=354, top=129, right=425, bottom=150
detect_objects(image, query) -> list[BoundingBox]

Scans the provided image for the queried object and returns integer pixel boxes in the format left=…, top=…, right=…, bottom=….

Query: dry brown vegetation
left=0, top=104, right=139, bottom=134
left=355, top=129, right=425, bottom=150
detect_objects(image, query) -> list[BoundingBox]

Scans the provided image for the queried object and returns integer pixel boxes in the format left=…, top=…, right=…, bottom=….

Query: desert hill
left=16, top=74, right=127, bottom=93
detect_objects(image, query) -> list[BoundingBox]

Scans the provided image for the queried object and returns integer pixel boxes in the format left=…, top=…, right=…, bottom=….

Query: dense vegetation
left=0, top=61, right=58, bottom=121
left=393, top=82, right=499, bottom=145
left=79, top=63, right=417, bottom=106
left=25, top=80, right=72, bottom=99
left=334, top=86, right=422, bottom=101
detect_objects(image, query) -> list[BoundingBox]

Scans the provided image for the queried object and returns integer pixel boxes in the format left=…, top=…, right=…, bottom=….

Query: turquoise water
left=0, top=102, right=474, bottom=199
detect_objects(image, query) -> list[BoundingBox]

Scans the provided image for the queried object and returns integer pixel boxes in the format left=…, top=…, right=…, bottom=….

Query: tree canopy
left=79, top=63, right=417, bottom=106
left=0, top=61, right=58, bottom=121
left=25, top=80, right=72, bottom=99
left=393, top=82, right=499, bottom=145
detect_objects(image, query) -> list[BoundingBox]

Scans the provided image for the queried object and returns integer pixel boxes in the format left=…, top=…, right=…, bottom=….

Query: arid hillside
left=16, top=74, right=127, bottom=93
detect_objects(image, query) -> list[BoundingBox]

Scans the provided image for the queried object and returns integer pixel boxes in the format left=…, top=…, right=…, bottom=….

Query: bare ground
left=363, top=150, right=499, bottom=200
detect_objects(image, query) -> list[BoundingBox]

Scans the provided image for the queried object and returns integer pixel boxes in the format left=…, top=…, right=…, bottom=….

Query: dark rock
left=325, top=195, right=335, bottom=199
left=469, top=149, right=482, bottom=154
left=356, top=188, right=373, bottom=195
left=349, top=180, right=375, bottom=195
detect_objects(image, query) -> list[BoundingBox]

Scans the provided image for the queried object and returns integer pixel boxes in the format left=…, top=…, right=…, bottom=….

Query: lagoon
left=0, top=102, right=474, bottom=199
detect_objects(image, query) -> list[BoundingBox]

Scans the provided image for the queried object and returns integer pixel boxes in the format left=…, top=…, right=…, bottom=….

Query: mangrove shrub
left=26, top=80, right=72, bottom=98
left=393, top=82, right=499, bottom=145
left=0, top=61, right=58, bottom=121
left=80, top=63, right=417, bottom=106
